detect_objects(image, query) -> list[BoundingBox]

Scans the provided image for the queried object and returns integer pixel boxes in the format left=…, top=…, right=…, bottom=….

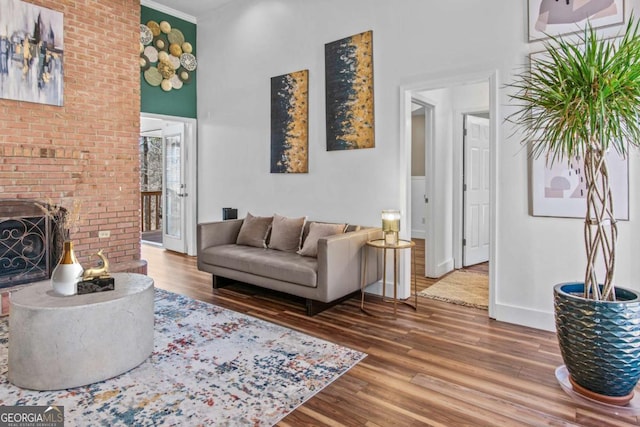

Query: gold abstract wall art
left=270, top=69, right=309, bottom=173
left=325, top=30, right=374, bottom=151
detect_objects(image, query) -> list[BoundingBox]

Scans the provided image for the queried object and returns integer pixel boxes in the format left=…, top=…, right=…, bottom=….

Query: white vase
left=51, top=241, right=83, bottom=296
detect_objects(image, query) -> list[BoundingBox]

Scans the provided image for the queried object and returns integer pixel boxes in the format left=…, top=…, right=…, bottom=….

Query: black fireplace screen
left=0, top=216, right=50, bottom=287
left=0, top=201, right=61, bottom=289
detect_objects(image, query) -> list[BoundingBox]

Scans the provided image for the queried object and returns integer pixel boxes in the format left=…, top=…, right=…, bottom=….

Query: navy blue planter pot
left=554, top=283, right=640, bottom=402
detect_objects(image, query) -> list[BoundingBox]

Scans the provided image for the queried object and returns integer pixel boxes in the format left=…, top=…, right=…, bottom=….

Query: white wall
left=410, top=177, right=425, bottom=238
left=197, top=0, right=522, bottom=226
left=197, top=0, right=640, bottom=331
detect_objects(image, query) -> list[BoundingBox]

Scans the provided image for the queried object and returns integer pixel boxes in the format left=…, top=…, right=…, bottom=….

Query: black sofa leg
left=305, top=290, right=360, bottom=316
left=212, top=275, right=231, bottom=289
left=306, top=299, right=332, bottom=316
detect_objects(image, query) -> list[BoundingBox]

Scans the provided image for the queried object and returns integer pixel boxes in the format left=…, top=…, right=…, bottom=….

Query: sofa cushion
left=302, top=221, right=359, bottom=242
left=200, top=245, right=318, bottom=288
left=298, top=222, right=346, bottom=257
left=268, top=214, right=306, bottom=252
left=236, top=212, right=273, bottom=248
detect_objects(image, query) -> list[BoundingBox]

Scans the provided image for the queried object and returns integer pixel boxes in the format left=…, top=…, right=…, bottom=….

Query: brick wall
left=0, top=0, right=142, bottom=268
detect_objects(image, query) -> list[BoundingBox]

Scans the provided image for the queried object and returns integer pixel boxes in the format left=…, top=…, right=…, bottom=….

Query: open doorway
left=140, top=113, right=197, bottom=256
left=140, top=121, right=163, bottom=246
left=409, top=101, right=427, bottom=240
left=401, top=72, right=497, bottom=317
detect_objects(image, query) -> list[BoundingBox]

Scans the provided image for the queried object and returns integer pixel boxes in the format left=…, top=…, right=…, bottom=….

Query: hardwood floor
left=412, top=238, right=488, bottom=293
left=142, top=244, right=639, bottom=426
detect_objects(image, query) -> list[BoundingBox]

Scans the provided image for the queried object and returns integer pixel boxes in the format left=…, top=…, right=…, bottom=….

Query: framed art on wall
left=530, top=149, right=629, bottom=220
left=528, top=0, right=624, bottom=41
left=325, top=30, right=374, bottom=151
left=270, top=69, right=309, bottom=174
left=0, top=0, right=64, bottom=106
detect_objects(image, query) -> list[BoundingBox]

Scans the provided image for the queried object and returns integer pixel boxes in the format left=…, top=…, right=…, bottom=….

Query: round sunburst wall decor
left=140, top=20, right=196, bottom=92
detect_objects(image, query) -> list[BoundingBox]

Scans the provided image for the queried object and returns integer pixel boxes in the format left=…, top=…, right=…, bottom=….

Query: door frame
left=399, top=69, right=499, bottom=318
left=410, top=94, right=437, bottom=278
left=455, top=110, right=490, bottom=269
left=140, top=112, right=198, bottom=256
left=162, top=122, right=187, bottom=254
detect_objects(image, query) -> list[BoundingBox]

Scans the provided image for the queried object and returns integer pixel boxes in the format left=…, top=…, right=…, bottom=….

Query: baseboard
left=411, top=230, right=426, bottom=239
left=493, top=303, right=555, bottom=332
left=363, top=279, right=383, bottom=295
left=433, top=257, right=454, bottom=278
left=364, top=279, right=410, bottom=299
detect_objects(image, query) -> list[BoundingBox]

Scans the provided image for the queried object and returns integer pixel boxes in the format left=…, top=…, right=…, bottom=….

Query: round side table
left=361, top=239, right=417, bottom=317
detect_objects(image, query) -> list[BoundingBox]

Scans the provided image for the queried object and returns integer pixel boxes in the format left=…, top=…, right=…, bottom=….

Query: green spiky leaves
left=508, top=18, right=640, bottom=164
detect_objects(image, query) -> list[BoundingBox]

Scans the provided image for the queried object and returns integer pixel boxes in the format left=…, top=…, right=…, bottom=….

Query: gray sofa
left=197, top=218, right=382, bottom=315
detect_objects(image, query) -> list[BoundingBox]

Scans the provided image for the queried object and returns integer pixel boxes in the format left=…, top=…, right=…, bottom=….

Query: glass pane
left=164, top=134, right=181, bottom=239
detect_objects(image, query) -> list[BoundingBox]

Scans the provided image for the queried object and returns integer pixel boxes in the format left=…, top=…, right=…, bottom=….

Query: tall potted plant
left=508, top=19, right=640, bottom=406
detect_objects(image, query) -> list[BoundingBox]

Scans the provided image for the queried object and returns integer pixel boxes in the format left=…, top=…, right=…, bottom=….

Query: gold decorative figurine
left=82, top=249, right=110, bottom=280
left=78, top=249, right=115, bottom=294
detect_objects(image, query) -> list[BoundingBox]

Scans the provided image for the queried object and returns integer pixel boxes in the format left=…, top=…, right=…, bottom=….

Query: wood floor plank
left=141, top=243, right=640, bottom=426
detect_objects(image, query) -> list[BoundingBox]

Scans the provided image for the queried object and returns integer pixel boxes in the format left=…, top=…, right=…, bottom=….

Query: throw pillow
left=236, top=212, right=273, bottom=248
left=298, top=222, right=346, bottom=257
left=268, top=214, right=306, bottom=252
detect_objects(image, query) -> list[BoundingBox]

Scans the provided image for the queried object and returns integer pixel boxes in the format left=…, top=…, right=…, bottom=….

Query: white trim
left=493, top=303, right=555, bottom=332
left=398, top=87, right=412, bottom=300
left=399, top=67, right=499, bottom=319
left=435, top=258, right=455, bottom=278
left=141, top=0, right=197, bottom=24
left=141, top=112, right=198, bottom=256
left=488, top=71, right=499, bottom=319
left=411, top=230, right=426, bottom=239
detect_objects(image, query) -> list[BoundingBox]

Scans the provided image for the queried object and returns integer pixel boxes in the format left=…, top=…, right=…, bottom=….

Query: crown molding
left=140, top=0, right=197, bottom=24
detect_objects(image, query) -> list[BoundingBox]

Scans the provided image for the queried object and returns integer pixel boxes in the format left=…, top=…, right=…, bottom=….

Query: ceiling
left=148, top=0, right=237, bottom=18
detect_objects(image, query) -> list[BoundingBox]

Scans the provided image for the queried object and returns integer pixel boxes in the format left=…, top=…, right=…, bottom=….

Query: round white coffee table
left=8, top=273, right=154, bottom=390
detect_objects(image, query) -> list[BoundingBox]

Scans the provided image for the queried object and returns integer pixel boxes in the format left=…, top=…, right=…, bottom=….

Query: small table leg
left=361, top=245, right=368, bottom=311
left=400, top=245, right=418, bottom=312
left=413, top=246, right=418, bottom=309
left=382, top=247, right=387, bottom=304
left=393, top=247, right=398, bottom=316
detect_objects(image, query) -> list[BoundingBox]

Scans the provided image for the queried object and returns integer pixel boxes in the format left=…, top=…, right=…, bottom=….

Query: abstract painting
left=325, top=30, right=374, bottom=151
left=528, top=0, right=624, bottom=41
left=270, top=69, right=308, bottom=173
left=530, top=149, right=629, bottom=220
left=0, top=0, right=63, bottom=106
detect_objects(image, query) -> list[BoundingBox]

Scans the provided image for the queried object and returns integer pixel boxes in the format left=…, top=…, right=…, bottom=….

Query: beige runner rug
left=418, top=270, right=488, bottom=310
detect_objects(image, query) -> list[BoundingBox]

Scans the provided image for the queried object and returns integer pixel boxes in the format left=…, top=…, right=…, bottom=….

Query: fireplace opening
left=0, top=200, right=63, bottom=289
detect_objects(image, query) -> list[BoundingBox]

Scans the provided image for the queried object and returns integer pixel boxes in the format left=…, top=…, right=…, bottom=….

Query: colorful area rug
left=418, top=270, right=488, bottom=309
left=0, top=289, right=366, bottom=426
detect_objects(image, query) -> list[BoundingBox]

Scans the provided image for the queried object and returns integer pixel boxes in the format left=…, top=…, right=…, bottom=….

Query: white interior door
left=162, top=123, right=187, bottom=253
left=463, top=115, right=490, bottom=266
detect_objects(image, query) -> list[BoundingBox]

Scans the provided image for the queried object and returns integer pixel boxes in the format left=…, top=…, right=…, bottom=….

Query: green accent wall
left=140, top=6, right=197, bottom=119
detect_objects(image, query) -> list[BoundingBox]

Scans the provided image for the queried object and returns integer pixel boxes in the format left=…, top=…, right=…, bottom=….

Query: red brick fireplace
left=0, top=0, right=144, bottom=272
